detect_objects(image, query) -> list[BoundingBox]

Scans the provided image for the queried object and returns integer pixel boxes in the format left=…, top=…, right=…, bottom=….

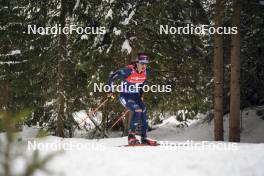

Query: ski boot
left=128, top=132, right=140, bottom=145
left=141, top=136, right=159, bottom=146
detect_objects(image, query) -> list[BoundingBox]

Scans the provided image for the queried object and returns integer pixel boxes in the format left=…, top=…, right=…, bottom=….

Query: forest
left=0, top=0, right=264, bottom=176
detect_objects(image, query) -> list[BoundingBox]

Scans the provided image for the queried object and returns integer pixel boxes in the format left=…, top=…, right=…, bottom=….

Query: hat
left=136, top=53, right=149, bottom=64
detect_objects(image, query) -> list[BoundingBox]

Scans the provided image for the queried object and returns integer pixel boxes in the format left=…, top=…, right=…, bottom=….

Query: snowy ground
left=151, top=108, right=264, bottom=143
left=1, top=108, right=264, bottom=176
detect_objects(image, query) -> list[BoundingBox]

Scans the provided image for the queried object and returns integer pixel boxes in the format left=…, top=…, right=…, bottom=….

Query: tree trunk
left=0, top=82, right=9, bottom=110
left=213, top=0, right=224, bottom=141
left=56, top=0, right=67, bottom=137
left=229, top=0, right=241, bottom=142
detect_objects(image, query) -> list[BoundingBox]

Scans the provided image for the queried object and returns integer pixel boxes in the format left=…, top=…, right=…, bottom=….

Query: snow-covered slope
left=150, top=108, right=264, bottom=143
left=1, top=108, right=264, bottom=176
left=8, top=135, right=264, bottom=176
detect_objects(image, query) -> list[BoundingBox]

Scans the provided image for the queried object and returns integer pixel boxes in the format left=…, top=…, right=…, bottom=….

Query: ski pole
left=110, top=109, right=129, bottom=130
left=77, top=97, right=109, bottom=127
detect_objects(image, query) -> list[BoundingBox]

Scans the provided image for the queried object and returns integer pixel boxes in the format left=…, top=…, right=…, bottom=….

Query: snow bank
left=150, top=108, right=264, bottom=143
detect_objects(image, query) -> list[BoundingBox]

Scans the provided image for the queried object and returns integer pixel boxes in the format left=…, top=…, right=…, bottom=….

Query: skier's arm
left=107, top=67, right=132, bottom=92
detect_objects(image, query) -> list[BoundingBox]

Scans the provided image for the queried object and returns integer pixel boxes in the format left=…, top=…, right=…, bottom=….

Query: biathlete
left=107, top=53, right=157, bottom=145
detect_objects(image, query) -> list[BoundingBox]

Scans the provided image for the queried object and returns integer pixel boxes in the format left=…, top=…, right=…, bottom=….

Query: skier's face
left=137, top=63, right=147, bottom=72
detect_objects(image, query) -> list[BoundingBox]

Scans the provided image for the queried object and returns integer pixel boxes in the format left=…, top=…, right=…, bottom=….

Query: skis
left=117, top=141, right=202, bottom=147
left=118, top=143, right=160, bottom=147
left=117, top=138, right=160, bottom=147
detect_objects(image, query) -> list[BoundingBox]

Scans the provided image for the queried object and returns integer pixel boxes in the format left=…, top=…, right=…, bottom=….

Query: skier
left=107, top=53, right=157, bottom=145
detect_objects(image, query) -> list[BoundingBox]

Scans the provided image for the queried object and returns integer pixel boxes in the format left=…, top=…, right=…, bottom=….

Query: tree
left=214, top=0, right=224, bottom=141
left=229, top=0, right=241, bottom=142
left=55, top=0, right=67, bottom=137
left=0, top=110, right=57, bottom=176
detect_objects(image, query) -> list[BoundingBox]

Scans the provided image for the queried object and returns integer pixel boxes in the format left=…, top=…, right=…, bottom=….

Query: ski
left=117, top=141, right=205, bottom=147
left=117, top=138, right=160, bottom=147
left=117, top=143, right=160, bottom=147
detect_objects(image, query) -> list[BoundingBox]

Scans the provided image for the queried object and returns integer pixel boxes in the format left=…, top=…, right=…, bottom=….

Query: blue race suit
left=108, top=64, right=149, bottom=137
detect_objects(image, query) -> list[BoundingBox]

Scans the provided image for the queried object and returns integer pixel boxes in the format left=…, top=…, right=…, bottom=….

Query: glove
left=107, top=92, right=116, bottom=99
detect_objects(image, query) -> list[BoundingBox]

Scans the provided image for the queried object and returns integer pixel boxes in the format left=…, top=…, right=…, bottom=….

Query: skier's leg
left=129, top=111, right=141, bottom=132
left=138, top=101, right=148, bottom=138
left=137, top=98, right=158, bottom=145
left=119, top=95, right=142, bottom=131
left=119, top=94, right=143, bottom=144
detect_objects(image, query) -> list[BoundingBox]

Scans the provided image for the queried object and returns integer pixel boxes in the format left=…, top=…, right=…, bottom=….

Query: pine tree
left=55, top=0, right=67, bottom=137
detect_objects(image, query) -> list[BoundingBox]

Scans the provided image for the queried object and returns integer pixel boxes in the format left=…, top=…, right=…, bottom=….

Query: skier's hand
left=107, top=92, right=116, bottom=99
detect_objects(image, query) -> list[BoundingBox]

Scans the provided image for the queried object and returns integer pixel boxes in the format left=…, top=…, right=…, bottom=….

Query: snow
left=72, top=110, right=102, bottom=130
left=81, top=34, right=88, bottom=40
left=4, top=135, right=264, bottom=176
left=1, top=108, right=264, bottom=176
left=152, top=108, right=264, bottom=143
left=113, top=27, right=121, bottom=35
left=105, top=9, right=113, bottom=20
left=121, top=39, right=132, bottom=54
left=0, top=60, right=27, bottom=65
left=73, top=0, right=80, bottom=11
left=44, top=99, right=56, bottom=107
left=106, top=44, right=113, bottom=53
left=121, top=10, right=135, bottom=25
left=0, top=50, right=21, bottom=57
left=121, top=10, right=128, bottom=16
left=11, top=50, right=21, bottom=55
left=102, top=0, right=115, bottom=3
left=92, top=34, right=104, bottom=47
